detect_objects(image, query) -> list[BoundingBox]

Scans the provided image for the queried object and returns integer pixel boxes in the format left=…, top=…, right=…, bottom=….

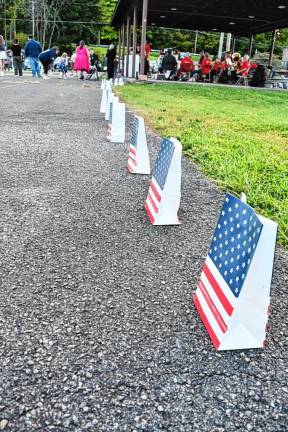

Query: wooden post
left=132, top=3, right=137, bottom=78
left=248, top=34, right=253, bottom=57
left=125, top=13, right=131, bottom=77
left=140, top=0, right=148, bottom=76
left=268, top=29, right=276, bottom=66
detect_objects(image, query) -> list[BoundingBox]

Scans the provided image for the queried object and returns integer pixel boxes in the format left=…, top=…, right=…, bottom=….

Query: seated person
left=219, top=52, right=233, bottom=83
left=157, top=50, right=165, bottom=73
left=223, top=51, right=233, bottom=68
left=162, top=48, right=178, bottom=78
left=200, top=53, right=212, bottom=79
left=237, top=55, right=251, bottom=77
left=191, top=51, right=210, bottom=81
left=210, top=57, right=223, bottom=82
left=178, top=53, right=194, bottom=79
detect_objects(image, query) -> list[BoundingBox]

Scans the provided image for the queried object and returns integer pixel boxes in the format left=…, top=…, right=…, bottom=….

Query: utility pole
left=32, top=0, right=35, bottom=38
left=13, top=0, right=17, bottom=36
left=4, top=0, right=7, bottom=41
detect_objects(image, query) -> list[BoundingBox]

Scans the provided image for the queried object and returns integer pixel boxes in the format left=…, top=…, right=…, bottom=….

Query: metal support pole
left=226, top=33, right=232, bottom=52
left=132, top=4, right=137, bottom=78
left=248, top=34, right=253, bottom=57
left=140, top=0, right=148, bottom=76
left=125, top=14, right=131, bottom=78
left=268, top=29, right=276, bottom=66
left=218, top=32, right=225, bottom=59
left=231, top=35, right=236, bottom=53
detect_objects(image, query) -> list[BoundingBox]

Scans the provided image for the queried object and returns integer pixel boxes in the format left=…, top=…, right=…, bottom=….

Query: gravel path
left=0, top=76, right=287, bottom=432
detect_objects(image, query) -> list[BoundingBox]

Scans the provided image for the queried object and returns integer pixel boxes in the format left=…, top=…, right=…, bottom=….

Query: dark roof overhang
left=111, top=0, right=288, bottom=36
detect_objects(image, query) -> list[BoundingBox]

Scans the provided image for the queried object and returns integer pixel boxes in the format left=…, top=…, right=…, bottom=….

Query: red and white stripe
left=144, top=177, right=162, bottom=224
left=193, top=256, right=237, bottom=349
left=107, top=124, right=112, bottom=141
left=127, top=144, right=137, bottom=172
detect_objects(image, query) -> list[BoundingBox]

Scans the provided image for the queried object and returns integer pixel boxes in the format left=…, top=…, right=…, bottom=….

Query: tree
left=98, top=0, right=117, bottom=43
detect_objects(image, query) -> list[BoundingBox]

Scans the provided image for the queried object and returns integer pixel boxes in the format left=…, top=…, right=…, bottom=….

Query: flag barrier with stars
left=145, top=138, right=182, bottom=225
left=98, top=92, right=278, bottom=351
left=127, top=116, right=150, bottom=175
left=107, top=101, right=125, bottom=143
left=105, top=91, right=114, bottom=121
left=193, top=193, right=278, bottom=351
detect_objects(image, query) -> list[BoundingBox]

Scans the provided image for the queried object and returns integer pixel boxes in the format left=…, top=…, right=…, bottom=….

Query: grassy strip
left=115, top=83, right=288, bottom=248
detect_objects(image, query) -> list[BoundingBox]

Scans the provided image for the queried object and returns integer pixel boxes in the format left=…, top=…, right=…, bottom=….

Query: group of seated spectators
left=156, top=49, right=257, bottom=84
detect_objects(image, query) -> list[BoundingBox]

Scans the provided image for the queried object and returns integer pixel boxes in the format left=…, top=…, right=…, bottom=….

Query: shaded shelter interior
left=111, top=0, right=288, bottom=35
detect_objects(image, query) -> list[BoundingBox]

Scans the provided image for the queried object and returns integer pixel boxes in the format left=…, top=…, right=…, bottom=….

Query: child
left=59, top=52, right=68, bottom=79
left=70, top=51, right=76, bottom=76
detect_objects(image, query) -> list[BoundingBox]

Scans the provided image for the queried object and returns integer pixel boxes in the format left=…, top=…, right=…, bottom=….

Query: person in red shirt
left=210, top=57, right=223, bottom=82
left=142, top=41, right=152, bottom=75
left=237, top=55, right=251, bottom=77
left=200, top=53, right=212, bottom=78
left=178, top=53, right=194, bottom=80
left=145, top=42, right=152, bottom=59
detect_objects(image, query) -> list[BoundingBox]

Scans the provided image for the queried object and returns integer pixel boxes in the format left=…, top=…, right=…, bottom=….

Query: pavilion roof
left=111, top=0, right=288, bottom=35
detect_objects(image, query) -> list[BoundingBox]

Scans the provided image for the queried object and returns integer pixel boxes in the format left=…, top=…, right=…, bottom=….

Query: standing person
left=145, top=41, right=151, bottom=59
left=11, top=38, right=23, bottom=77
left=24, top=35, right=42, bottom=77
left=143, top=41, right=152, bottom=75
left=157, top=50, right=165, bottom=73
left=38, top=46, right=59, bottom=79
left=70, top=51, right=76, bottom=76
left=59, top=52, right=69, bottom=79
left=90, top=49, right=99, bottom=69
left=0, top=35, right=7, bottom=77
left=89, top=49, right=99, bottom=80
left=73, top=40, right=90, bottom=80
left=106, top=44, right=116, bottom=80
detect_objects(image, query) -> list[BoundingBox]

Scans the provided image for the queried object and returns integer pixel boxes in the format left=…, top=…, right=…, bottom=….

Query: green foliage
left=88, top=45, right=107, bottom=63
left=15, top=32, right=28, bottom=46
left=98, top=0, right=117, bottom=42
left=3, top=1, right=288, bottom=59
left=116, top=84, right=288, bottom=248
left=146, top=27, right=288, bottom=59
left=56, top=0, right=101, bottom=45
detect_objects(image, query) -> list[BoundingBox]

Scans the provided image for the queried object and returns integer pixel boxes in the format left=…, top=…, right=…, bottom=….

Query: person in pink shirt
left=73, top=40, right=90, bottom=80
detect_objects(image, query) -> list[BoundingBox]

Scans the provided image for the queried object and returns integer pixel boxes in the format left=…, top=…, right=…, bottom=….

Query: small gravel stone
left=0, top=420, right=8, bottom=430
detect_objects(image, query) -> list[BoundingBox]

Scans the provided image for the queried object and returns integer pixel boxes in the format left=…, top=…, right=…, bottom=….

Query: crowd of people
left=0, top=33, right=274, bottom=87
left=0, top=34, right=100, bottom=80
left=152, top=49, right=256, bottom=84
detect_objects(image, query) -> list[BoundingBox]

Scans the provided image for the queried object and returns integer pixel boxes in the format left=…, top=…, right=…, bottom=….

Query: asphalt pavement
left=0, top=74, right=287, bottom=432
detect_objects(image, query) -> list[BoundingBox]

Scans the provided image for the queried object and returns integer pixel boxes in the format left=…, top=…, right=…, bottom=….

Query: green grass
left=115, top=83, right=288, bottom=248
